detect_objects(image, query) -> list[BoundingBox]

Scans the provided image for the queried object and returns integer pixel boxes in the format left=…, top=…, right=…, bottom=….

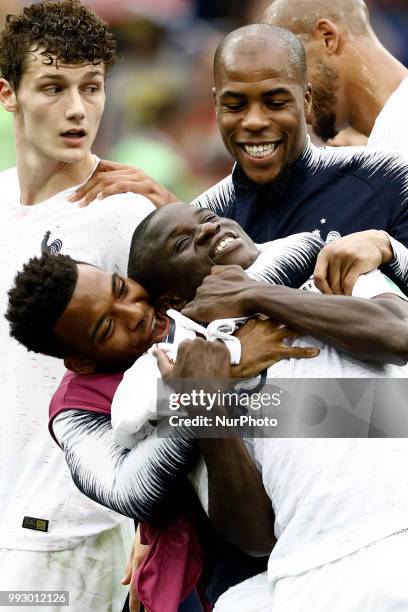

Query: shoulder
left=49, top=369, right=124, bottom=421
left=304, top=144, right=408, bottom=198
left=192, top=173, right=235, bottom=213
left=86, top=192, right=155, bottom=223
left=368, top=77, right=408, bottom=151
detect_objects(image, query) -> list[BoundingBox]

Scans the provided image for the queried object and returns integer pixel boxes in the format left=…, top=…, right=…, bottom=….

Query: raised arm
left=312, top=230, right=408, bottom=296
left=155, top=338, right=276, bottom=557
left=182, top=265, right=408, bottom=365
left=52, top=409, right=198, bottom=521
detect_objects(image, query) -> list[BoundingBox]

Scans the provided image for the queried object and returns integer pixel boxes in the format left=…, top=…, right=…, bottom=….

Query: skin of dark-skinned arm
left=156, top=338, right=276, bottom=557
left=199, top=436, right=276, bottom=557
left=182, top=265, right=408, bottom=365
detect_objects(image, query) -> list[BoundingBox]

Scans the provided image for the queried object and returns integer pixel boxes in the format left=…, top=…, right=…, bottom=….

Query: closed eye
left=174, top=236, right=191, bottom=253
left=118, top=277, right=128, bottom=298
left=202, top=213, right=218, bottom=223
left=224, top=103, right=245, bottom=112
left=99, top=319, right=113, bottom=342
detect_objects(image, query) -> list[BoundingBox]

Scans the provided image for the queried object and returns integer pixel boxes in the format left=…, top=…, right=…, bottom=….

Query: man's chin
left=314, top=114, right=338, bottom=142
left=242, top=164, right=283, bottom=185
left=53, top=147, right=91, bottom=164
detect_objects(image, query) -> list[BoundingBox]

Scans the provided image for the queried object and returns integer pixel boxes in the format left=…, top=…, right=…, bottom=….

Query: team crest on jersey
left=41, top=230, right=63, bottom=254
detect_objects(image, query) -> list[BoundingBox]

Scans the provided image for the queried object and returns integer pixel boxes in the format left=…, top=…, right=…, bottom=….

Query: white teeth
left=243, top=143, right=277, bottom=158
left=215, top=236, right=235, bottom=255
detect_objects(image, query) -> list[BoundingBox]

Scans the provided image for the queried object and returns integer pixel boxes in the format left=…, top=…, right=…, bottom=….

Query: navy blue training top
left=193, top=141, right=408, bottom=292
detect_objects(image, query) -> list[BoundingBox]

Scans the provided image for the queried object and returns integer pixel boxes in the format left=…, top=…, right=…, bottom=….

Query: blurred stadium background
left=1, top=0, right=407, bottom=197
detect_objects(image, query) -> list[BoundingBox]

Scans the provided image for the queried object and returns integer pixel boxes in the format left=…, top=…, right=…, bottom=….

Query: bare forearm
left=244, top=284, right=408, bottom=364
left=199, top=437, right=275, bottom=556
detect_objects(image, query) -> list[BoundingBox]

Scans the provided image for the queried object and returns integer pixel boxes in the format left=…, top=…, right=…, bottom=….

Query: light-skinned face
left=142, top=203, right=259, bottom=301
left=214, top=42, right=312, bottom=184
left=54, top=264, right=170, bottom=373
left=11, top=51, right=106, bottom=165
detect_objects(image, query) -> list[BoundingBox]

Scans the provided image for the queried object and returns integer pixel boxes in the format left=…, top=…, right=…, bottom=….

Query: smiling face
left=135, top=203, right=259, bottom=302
left=214, top=41, right=311, bottom=184
left=13, top=51, right=105, bottom=166
left=53, top=264, right=170, bottom=372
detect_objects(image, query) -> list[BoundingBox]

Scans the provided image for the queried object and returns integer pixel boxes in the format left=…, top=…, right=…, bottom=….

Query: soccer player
left=262, top=0, right=408, bottom=151
left=73, top=24, right=408, bottom=297
left=7, top=203, right=408, bottom=610
left=0, top=1, right=168, bottom=609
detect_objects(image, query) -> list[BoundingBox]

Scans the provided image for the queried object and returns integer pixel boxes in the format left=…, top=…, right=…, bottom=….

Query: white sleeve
left=52, top=409, right=197, bottom=521
left=89, top=192, right=155, bottom=276
left=351, top=269, right=408, bottom=301
left=111, top=354, right=160, bottom=449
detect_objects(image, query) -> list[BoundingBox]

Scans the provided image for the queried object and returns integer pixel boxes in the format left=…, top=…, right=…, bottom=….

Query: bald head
left=214, top=24, right=307, bottom=85
left=262, top=0, right=372, bottom=38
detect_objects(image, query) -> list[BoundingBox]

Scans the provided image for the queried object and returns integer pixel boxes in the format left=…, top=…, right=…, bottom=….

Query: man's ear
left=0, top=78, right=18, bottom=112
left=157, top=293, right=187, bottom=313
left=314, top=18, right=341, bottom=55
left=212, top=87, right=218, bottom=115
left=64, top=356, right=96, bottom=375
left=304, top=82, right=313, bottom=121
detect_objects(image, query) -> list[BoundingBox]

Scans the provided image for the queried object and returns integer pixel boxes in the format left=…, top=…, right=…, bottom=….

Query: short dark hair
left=5, top=252, right=78, bottom=358
left=127, top=208, right=165, bottom=300
left=0, top=0, right=118, bottom=90
left=214, top=24, right=307, bottom=84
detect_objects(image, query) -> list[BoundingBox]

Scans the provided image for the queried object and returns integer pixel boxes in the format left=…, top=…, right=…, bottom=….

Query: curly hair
left=0, top=0, right=118, bottom=90
left=5, top=252, right=79, bottom=358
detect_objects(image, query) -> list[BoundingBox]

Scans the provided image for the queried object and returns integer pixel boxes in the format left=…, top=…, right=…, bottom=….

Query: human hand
left=182, top=265, right=257, bottom=323
left=155, top=337, right=231, bottom=401
left=313, top=230, right=394, bottom=295
left=68, top=160, right=178, bottom=208
left=231, top=318, right=319, bottom=378
left=121, top=525, right=151, bottom=612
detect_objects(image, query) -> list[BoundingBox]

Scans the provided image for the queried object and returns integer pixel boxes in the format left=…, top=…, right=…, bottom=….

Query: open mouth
left=241, top=141, right=281, bottom=160
left=61, top=129, right=87, bottom=140
left=148, top=312, right=170, bottom=344
left=211, top=231, right=240, bottom=259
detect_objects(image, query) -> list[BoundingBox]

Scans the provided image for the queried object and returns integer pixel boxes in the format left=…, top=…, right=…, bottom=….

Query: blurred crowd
left=1, top=0, right=408, bottom=196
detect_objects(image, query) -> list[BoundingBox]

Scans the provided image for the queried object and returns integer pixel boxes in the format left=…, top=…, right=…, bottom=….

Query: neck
left=345, top=36, right=408, bottom=136
left=15, top=133, right=95, bottom=206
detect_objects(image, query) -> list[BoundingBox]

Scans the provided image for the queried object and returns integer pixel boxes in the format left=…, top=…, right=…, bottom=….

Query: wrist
left=240, top=280, right=264, bottom=317
left=244, top=281, right=274, bottom=314
left=377, top=230, right=394, bottom=264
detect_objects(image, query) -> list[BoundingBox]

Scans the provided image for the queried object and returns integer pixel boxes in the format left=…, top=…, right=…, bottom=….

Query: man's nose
left=241, top=103, right=269, bottom=132
left=65, top=89, right=86, bottom=121
left=195, top=222, right=220, bottom=245
left=115, top=302, right=144, bottom=332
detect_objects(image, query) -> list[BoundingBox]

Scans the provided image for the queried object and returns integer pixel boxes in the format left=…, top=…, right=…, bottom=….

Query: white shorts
left=0, top=520, right=134, bottom=612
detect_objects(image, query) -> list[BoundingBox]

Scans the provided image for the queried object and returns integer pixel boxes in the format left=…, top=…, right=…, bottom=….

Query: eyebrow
left=220, top=87, right=292, bottom=98
left=166, top=208, right=205, bottom=241
left=89, top=273, right=117, bottom=343
left=37, top=70, right=104, bottom=82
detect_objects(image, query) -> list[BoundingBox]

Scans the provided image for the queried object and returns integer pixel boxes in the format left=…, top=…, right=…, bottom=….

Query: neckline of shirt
left=12, top=155, right=100, bottom=210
